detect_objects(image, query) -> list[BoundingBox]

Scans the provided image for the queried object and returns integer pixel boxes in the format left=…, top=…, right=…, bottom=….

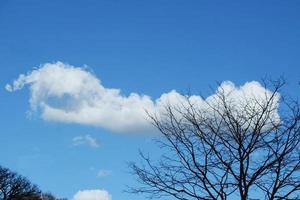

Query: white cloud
left=6, top=62, right=154, bottom=132
left=72, top=134, right=100, bottom=148
left=5, top=62, right=280, bottom=133
left=97, top=170, right=111, bottom=177
left=73, top=189, right=112, bottom=200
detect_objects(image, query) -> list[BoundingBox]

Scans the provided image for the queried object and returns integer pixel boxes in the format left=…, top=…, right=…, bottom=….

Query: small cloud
left=73, top=189, right=111, bottom=200
left=89, top=166, right=96, bottom=171
left=5, top=84, right=12, bottom=92
left=97, top=170, right=111, bottom=177
left=72, top=134, right=100, bottom=148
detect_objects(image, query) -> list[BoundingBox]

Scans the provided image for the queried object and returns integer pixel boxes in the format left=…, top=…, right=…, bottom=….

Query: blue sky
left=0, top=0, right=300, bottom=199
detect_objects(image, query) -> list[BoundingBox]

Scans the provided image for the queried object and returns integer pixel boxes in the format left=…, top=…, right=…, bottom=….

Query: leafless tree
left=40, top=192, right=67, bottom=200
left=41, top=193, right=56, bottom=200
left=129, top=79, right=300, bottom=200
left=0, top=166, right=41, bottom=200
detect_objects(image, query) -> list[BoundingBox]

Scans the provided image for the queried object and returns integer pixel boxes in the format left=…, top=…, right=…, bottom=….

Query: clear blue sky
left=0, top=0, right=300, bottom=199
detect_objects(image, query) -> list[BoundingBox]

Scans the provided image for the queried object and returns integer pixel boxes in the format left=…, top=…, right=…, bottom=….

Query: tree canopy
left=130, top=80, right=300, bottom=200
left=0, top=166, right=41, bottom=200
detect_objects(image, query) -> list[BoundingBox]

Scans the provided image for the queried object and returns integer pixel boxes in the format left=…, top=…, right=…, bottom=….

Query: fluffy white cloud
left=5, top=62, right=280, bottom=133
left=6, top=62, right=154, bottom=132
left=204, top=81, right=280, bottom=131
left=72, top=134, right=100, bottom=148
left=73, top=189, right=111, bottom=200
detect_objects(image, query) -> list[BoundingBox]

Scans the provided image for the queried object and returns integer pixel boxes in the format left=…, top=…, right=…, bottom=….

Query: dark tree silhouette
left=40, top=192, right=67, bottom=200
left=41, top=193, right=56, bottom=200
left=0, top=166, right=41, bottom=200
left=130, top=80, right=300, bottom=200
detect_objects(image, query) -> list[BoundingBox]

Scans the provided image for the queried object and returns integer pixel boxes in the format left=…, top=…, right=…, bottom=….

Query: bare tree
left=40, top=192, right=68, bottom=200
left=41, top=193, right=56, bottom=200
left=130, top=80, right=300, bottom=200
left=0, top=166, right=41, bottom=200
